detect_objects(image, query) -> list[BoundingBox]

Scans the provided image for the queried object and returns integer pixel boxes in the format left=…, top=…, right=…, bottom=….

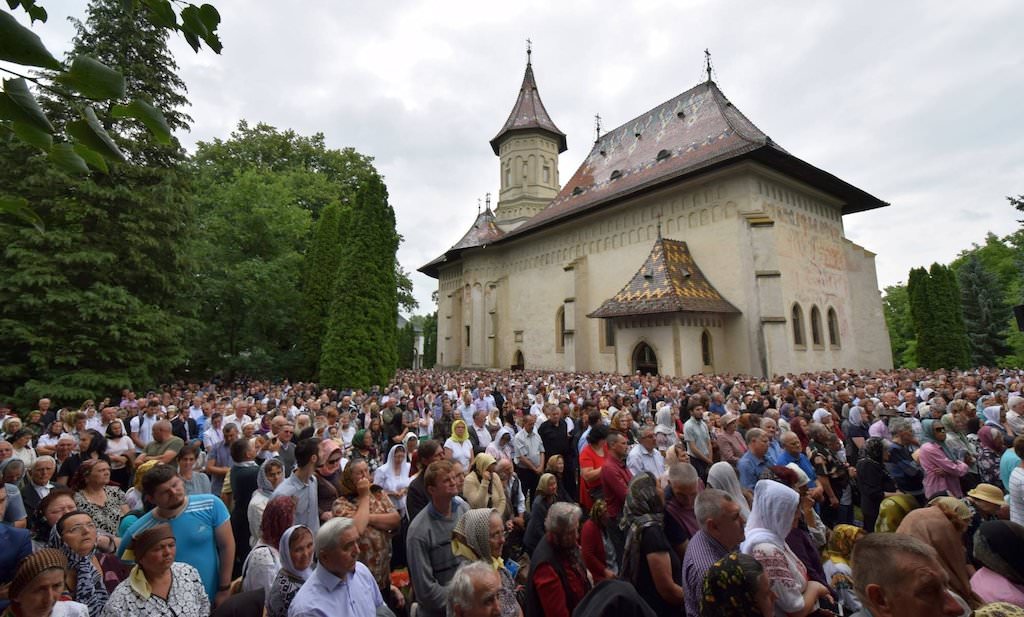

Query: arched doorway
left=633, top=342, right=659, bottom=375
left=511, top=350, right=524, bottom=371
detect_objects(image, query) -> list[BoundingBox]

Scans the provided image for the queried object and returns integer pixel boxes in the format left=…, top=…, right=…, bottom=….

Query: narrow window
left=555, top=307, right=565, bottom=352
left=465, top=326, right=470, bottom=347
left=792, top=304, right=805, bottom=347
left=604, top=319, right=616, bottom=348
left=810, top=305, right=823, bottom=347
left=543, top=166, right=551, bottom=183
left=827, top=307, right=841, bottom=347
left=701, top=330, right=713, bottom=366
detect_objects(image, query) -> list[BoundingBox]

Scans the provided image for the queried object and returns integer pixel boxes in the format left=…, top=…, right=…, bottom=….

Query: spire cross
left=477, top=198, right=481, bottom=214
left=704, top=48, right=713, bottom=82
left=594, top=113, right=602, bottom=142
left=526, top=38, right=532, bottom=64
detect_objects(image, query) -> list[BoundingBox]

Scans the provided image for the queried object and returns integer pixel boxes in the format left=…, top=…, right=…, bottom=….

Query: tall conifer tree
left=958, top=254, right=1012, bottom=365
left=0, top=0, right=193, bottom=405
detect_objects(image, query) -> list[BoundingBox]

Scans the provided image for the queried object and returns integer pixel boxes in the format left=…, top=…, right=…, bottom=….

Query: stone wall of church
left=435, top=163, right=891, bottom=376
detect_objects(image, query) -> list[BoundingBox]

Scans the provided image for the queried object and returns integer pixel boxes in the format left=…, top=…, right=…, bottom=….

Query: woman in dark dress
left=855, top=437, right=896, bottom=533
left=619, top=472, right=684, bottom=614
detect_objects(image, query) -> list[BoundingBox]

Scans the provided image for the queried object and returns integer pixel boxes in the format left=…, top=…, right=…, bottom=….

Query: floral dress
left=100, top=562, right=209, bottom=617
left=332, top=491, right=397, bottom=591
left=74, top=487, right=126, bottom=535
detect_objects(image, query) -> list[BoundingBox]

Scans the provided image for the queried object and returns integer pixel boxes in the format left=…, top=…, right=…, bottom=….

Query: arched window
left=701, top=330, right=713, bottom=366
left=827, top=307, right=841, bottom=348
left=555, top=306, right=565, bottom=353
left=810, top=305, right=823, bottom=347
left=791, top=303, right=806, bottom=347
left=633, top=342, right=658, bottom=376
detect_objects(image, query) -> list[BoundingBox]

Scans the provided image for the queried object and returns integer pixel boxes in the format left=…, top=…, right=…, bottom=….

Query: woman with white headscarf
left=654, top=403, right=678, bottom=450
left=486, top=426, right=516, bottom=464
left=374, top=443, right=412, bottom=518
left=741, top=480, right=831, bottom=617
left=707, top=462, right=751, bottom=520
left=265, top=524, right=314, bottom=617
left=247, top=458, right=285, bottom=547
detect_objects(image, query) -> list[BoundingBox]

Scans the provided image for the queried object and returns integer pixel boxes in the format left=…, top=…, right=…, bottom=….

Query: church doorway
left=632, top=342, right=658, bottom=375
left=512, top=350, right=524, bottom=371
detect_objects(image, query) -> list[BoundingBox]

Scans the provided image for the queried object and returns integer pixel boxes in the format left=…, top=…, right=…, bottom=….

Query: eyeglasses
left=66, top=521, right=97, bottom=534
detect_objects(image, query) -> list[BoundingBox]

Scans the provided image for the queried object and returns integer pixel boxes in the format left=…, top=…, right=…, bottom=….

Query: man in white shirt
left=203, top=413, right=224, bottom=451
left=469, top=410, right=492, bottom=452
left=130, top=400, right=162, bottom=449
left=627, top=425, right=665, bottom=478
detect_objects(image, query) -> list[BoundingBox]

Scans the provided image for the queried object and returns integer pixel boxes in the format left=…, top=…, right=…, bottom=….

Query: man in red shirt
left=600, top=430, right=633, bottom=567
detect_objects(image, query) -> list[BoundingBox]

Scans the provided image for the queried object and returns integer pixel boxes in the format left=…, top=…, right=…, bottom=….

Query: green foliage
left=957, top=254, right=1012, bottom=366
left=0, top=0, right=213, bottom=196
left=882, top=284, right=916, bottom=368
left=422, top=311, right=437, bottom=369
left=907, top=264, right=971, bottom=369
left=396, top=265, right=417, bottom=314
left=0, top=0, right=194, bottom=407
left=298, top=199, right=346, bottom=379
left=397, top=321, right=416, bottom=369
left=320, top=173, right=399, bottom=390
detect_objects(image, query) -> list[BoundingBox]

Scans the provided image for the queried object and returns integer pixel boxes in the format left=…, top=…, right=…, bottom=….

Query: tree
left=0, top=0, right=194, bottom=406
left=320, top=172, right=399, bottom=389
left=958, top=254, right=1012, bottom=366
left=907, top=264, right=970, bottom=369
left=396, top=264, right=417, bottom=314
left=0, top=0, right=219, bottom=218
left=422, top=311, right=438, bottom=369
left=882, top=284, right=916, bottom=367
left=397, top=320, right=416, bottom=369
left=190, top=122, right=380, bottom=379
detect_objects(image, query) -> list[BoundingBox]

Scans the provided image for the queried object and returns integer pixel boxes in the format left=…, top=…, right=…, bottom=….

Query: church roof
left=420, top=206, right=505, bottom=276
left=588, top=236, right=740, bottom=318
left=507, top=80, right=887, bottom=239
left=489, top=59, right=567, bottom=155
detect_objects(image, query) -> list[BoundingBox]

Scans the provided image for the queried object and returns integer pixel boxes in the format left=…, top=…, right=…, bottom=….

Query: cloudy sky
left=21, top=0, right=1024, bottom=313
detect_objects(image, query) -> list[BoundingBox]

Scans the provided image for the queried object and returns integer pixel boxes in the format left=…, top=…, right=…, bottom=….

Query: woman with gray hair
left=524, top=501, right=590, bottom=617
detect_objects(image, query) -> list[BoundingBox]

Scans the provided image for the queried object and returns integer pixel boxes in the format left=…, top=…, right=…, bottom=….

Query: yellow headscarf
left=824, top=524, right=863, bottom=565
left=450, top=419, right=469, bottom=444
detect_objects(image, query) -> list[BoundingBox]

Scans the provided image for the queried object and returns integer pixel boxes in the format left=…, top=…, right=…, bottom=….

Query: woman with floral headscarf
left=444, top=420, right=474, bottom=469
left=822, top=524, right=864, bottom=614
left=464, top=453, right=507, bottom=514
left=920, top=418, right=969, bottom=499
left=619, top=473, right=683, bottom=614
left=350, top=428, right=381, bottom=474
left=331, top=458, right=400, bottom=592
left=452, top=508, right=522, bottom=617
left=741, top=480, right=831, bottom=617
left=49, top=511, right=113, bottom=617
left=700, top=552, right=775, bottom=617
left=977, top=424, right=1007, bottom=489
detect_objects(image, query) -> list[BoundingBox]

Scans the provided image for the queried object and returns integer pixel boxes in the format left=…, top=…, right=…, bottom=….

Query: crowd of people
left=1, top=366, right=1024, bottom=617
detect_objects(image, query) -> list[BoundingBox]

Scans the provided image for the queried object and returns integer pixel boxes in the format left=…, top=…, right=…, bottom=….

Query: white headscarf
left=706, top=462, right=750, bottom=520
left=373, top=444, right=411, bottom=514
left=740, top=479, right=800, bottom=554
left=278, top=525, right=313, bottom=581
left=812, top=408, right=831, bottom=424
left=486, top=426, right=515, bottom=463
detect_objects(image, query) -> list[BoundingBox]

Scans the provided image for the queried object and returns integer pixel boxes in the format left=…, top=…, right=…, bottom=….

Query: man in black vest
left=538, top=405, right=577, bottom=502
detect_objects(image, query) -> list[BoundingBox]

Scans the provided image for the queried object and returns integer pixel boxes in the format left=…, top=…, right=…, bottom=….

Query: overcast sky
left=21, top=0, right=1024, bottom=314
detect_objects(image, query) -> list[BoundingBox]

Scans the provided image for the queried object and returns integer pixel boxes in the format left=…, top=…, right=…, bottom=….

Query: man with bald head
left=135, top=420, right=184, bottom=467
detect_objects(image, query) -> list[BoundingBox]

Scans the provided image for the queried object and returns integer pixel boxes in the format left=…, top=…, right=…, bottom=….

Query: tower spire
left=704, top=48, right=713, bottom=83
left=526, top=38, right=532, bottom=65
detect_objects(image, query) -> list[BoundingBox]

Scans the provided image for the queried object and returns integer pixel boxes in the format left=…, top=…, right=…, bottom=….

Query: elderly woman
left=56, top=429, right=107, bottom=486
left=71, top=459, right=128, bottom=537
left=580, top=499, right=617, bottom=583
left=544, top=455, right=573, bottom=503
left=896, top=502, right=982, bottom=609
left=716, top=413, right=747, bottom=466
left=5, top=548, right=89, bottom=617
left=374, top=443, right=412, bottom=518
left=700, top=552, right=776, bottom=617
left=977, top=425, right=1007, bottom=489
left=707, top=461, right=751, bottom=520
left=855, top=437, right=897, bottom=532
left=265, top=525, right=314, bottom=617
left=525, top=501, right=591, bottom=617
left=919, top=418, right=969, bottom=499
left=102, top=524, right=209, bottom=617
left=464, top=453, right=507, bottom=514
left=248, top=458, right=285, bottom=546
left=315, top=439, right=345, bottom=518
left=10, top=429, right=36, bottom=469
left=619, top=473, right=684, bottom=614
left=242, top=495, right=294, bottom=597
left=444, top=420, right=475, bottom=470
left=451, top=508, right=522, bottom=617
left=808, top=422, right=849, bottom=527
left=842, top=406, right=870, bottom=466
left=50, top=511, right=122, bottom=617
left=970, top=520, right=1024, bottom=606
left=740, top=480, right=831, bottom=617
left=350, top=428, right=381, bottom=473
left=0, top=459, right=24, bottom=486
left=331, top=458, right=400, bottom=593
left=487, top=426, right=516, bottom=465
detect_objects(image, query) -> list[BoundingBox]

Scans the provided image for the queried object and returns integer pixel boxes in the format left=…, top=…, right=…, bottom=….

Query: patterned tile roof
left=588, top=236, right=740, bottom=318
left=489, top=60, right=567, bottom=155
left=507, top=80, right=886, bottom=239
left=420, top=207, right=505, bottom=276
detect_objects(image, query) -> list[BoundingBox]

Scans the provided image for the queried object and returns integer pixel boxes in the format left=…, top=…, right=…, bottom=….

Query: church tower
left=489, top=50, right=567, bottom=231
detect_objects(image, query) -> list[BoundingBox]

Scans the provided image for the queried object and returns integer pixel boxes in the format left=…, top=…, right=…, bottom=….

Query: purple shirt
left=681, top=530, right=729, bottom=617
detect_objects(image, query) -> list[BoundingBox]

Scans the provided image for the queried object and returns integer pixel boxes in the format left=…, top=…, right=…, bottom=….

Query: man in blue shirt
left=776, top=431, right=818, bottom=491
left=0, top=487, right=32, bottom=610
left=288, top=516, right=384, bottom=617
left=737, top=428, right=771, bottom=490
left=119, top=464, right=234, bottom=607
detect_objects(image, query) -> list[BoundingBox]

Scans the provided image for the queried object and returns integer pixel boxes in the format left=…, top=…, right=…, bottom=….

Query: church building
left=420, top=54, right=893, bottom=377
